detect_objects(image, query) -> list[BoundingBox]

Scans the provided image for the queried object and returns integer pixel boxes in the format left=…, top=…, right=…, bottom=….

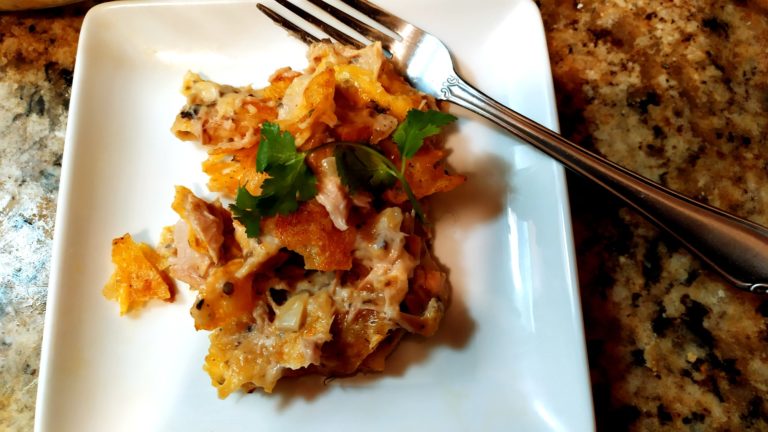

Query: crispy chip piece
left=404, top=146, right=466, bottom=199
left=261, top=67, right=303, bottom=101
left=103, top=234, right=174, bottom=315
left=202, top=145, right=268, bottom=198
left=268, top=200, right=357, bottom=271
left=191, top=259, right=256, bottom=331
left=278, top=68, right=338, bottom=150
left=381, top=141, right=466, bottom=203
left=333, top=64, right=424, bottom=120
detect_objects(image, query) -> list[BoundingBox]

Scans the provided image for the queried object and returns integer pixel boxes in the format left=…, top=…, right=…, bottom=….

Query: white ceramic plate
left=36, top=1, right=593, bottom=430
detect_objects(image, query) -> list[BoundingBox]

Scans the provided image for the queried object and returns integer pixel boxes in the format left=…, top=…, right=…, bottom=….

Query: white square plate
left=36, top=1, right=594, bottom=430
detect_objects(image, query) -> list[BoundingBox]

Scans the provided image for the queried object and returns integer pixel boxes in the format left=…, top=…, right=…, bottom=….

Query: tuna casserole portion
left=104, top=42, right=464, bottom=397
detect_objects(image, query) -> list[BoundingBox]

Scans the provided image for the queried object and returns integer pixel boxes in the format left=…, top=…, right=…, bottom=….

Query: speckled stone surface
left=1, top=1, right=767, bottom=431
left=540, top=0, right=768, bottom=430
left=0, top=5, right=84, bottom=430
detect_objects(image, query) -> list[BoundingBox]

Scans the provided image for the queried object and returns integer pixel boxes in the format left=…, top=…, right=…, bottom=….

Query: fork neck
left=439, top=73, right=768, bottom=293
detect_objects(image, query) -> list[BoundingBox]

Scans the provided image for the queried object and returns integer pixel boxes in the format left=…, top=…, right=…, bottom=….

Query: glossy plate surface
left=36, top=1, right=594, bottom=430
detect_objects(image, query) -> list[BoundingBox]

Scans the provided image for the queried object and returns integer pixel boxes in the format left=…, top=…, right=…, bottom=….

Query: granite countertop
left=0, top=4, right=84, bottom=431
left=0, top=1, right=766, bottom=431
left=543, top=1, right=768, bottom=430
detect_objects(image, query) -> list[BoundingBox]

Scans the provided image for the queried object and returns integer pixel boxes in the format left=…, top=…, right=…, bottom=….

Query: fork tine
left=257, top=3, right=320, bottom=45
left=274, top=0, right=365, bottom=48
left=305, top=0, right=398, bottom=48
left=337, top=0, right=410, bottom=33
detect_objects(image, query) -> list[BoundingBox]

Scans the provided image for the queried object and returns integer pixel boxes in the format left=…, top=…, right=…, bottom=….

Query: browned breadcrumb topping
left=540, top=0, right=768, bottom=430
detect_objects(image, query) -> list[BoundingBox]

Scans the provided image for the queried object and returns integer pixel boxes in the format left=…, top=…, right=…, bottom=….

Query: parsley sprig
left=335, top=109, right=457, bottom=221
left=393, top=109, right=457, bottom=172
left=230, top=122, right=316, bottom=237
left=231, top=109, right=455, bottom=237
left=334, top=142, right=424, bottom=218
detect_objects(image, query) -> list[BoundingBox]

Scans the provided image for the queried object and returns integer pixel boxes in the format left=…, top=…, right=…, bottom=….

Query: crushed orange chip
left=202, top=145, right=267, bottom=198
left=190, top=260, right=256, bottom=331
left=279, top=67, right=338, bottom=150
left=268, top=200, right=357, bottom=271
left=333, top=64, right=423, bottom=120
left=103, top=233, right=174, bottom=315
left=381, top=142, right=466, bottom=203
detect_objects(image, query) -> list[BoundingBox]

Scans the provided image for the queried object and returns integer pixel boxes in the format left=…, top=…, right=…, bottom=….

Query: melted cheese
left=161, top=41, right=459, bottom=397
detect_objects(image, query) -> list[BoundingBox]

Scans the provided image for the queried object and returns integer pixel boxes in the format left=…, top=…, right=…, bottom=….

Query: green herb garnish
left=334, top=143, right=397, bottom=192
left=393, top=109, right=457, bottom=172
left=336, top=109, right=456, bottom=221
left=230, top=122, right=317, bottom=237
left=231, top=110, right=455, bottom=237
left=335, top=142, right=424, bottom=220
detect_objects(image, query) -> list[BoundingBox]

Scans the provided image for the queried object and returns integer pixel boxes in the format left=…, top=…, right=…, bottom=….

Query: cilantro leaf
left=393, top=109, right=456, bottom=168
left=334, top=142, right=425, bottom=222
left=256, top=122, right=297, bottom=171
left=229, top=122, right=317, bottom=237
left=334, top=143, right=397, bottom=192
left=230, top=110, right=456, bottom=237
left=258, top=157, right=317, bottom=215
left=230, top=186, right=262, bottom=237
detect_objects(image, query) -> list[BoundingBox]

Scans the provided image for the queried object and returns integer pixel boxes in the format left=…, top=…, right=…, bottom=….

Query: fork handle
left=442, top=74, right=768, bottom=293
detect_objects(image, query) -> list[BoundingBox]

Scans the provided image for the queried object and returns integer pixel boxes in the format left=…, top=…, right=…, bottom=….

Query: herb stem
left=333, top=142, right=426, bottom=223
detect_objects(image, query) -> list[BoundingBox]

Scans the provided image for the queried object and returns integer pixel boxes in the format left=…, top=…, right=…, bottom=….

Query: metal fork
left=258, top=0, right=768, bottom=294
